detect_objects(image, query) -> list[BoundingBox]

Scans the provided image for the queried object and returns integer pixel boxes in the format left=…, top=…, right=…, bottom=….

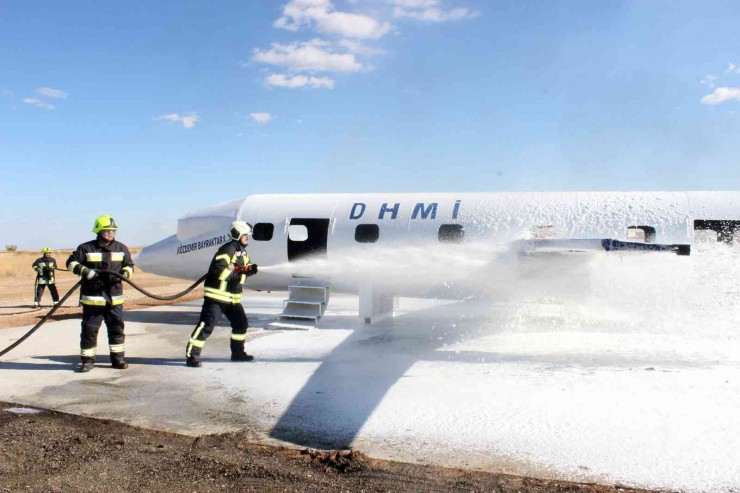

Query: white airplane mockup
left=137, top=191, right=740, bottom=322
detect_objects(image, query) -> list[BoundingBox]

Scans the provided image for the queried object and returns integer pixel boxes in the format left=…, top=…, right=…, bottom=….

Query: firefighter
left=186, top=220, right=258, bottom=368
left=32, top=246, right=60, bottom=308
left=66, top=215, right=134, bottom=373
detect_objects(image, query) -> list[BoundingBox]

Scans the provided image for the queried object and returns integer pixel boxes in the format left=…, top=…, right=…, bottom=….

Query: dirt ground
left=0, top=253, right=661, bottom=492
left=0, top=403, right=656, bottom=493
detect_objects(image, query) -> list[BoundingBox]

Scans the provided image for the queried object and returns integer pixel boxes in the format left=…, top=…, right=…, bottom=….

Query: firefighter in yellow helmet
left=66, top=215, right=134, bottom=373
left=32, top=246, right=60, bottom=308
left=185, top=220, right=258, bottom=367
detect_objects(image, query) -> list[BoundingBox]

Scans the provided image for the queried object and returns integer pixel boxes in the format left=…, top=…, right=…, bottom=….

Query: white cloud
left=700, top=87, right=740, bottom=105
left=265, top=73, right=336, bottom=89
left=180, top=114, right=200, bottom=128
left=154, top=112, right=200, bottom=128
left=252, top=39, right=366, bottom=73
left=23, top=97, right=54, bottom=110
left=700, top=74, right=717, bottom=88
left=35, top=86, right=68, bottom=99
left=338, top=38, right=385, bottom=56
left=249, top=112, right=273, bottom=124
left=726, top=63, right=740, bottom=75
left=275, top=0, right=392, bottom=39
left=388, top=0, right=477, bottom=22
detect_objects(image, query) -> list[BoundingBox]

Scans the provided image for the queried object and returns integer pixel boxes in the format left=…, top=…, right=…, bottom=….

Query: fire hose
left=0, top=271, right=207, bottom=359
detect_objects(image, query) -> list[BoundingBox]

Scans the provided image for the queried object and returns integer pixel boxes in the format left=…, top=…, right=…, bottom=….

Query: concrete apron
left=0, top=293, right=739, bottom=492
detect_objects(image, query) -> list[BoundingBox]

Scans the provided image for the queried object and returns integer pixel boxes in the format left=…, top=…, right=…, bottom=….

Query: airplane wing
left=518, top=239, right=690, bottom=256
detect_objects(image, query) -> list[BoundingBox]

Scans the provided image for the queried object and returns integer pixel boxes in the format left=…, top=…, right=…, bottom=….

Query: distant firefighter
left=66, top=215, right=134, bottom=373
left=185, top=220, right=258, bottom=368
left=32, top=246, right=60, bottom=308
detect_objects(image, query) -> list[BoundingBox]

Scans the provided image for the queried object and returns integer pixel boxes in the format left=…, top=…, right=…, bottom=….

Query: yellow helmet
left=41, top=246, right=52, bottom=254
left=92, top=215, right=118, bottom=234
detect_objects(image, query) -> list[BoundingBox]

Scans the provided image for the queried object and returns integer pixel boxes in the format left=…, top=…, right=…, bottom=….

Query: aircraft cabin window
left=531, top=225, right=556, bottom=240
left=627, top=226, right=656, bottom=243
left=693, top=219, right=740, bottom=244
left=288, top=224, right=308, bottom=242
left=355, top=224, right=379, bottom=243
left=438, top=224, right=464, bottom=243
left=694, top=230, right=718, bottom=243
left=252, top=223, right=274, bottom=241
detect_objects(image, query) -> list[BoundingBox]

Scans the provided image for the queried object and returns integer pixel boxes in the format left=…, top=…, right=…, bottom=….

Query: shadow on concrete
left=0, top=354, right=187, bottom=371
left=124, top=310, right=200, bottom=326
left=0, top=354, right=79, bottom=372
left=267, top=297, right=707, bottom=450
left=268, top=300, right=495, bottom=449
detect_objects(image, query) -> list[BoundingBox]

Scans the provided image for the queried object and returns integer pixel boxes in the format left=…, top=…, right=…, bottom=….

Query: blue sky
left=1, top=0, right=739, bottom=249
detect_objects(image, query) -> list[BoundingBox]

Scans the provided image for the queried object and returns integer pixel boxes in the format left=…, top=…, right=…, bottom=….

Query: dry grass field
left=0, top=250, right=70, bottom=279
left=0, top=248, right=143, bottom=278
left=0, top=248, right=199, bottom=330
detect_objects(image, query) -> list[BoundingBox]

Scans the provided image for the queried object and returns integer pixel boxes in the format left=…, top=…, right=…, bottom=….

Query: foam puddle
left=5, top=407, right=43, bottom=415
left=250, top=242, right=740, bottom=492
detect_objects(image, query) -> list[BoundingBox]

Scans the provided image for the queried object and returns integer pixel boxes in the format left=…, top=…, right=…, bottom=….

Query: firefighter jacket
left=203, top=240, right=255, bottom=304
left=32, top=256, right=57, bottom=285
left=66, top=238, right=134, bottom=306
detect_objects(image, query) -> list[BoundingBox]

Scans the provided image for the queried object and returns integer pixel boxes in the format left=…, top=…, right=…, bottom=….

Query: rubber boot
left=111, top=354, right=129, bottom=370
left=231, top=352, right=254, bottom=362
left=77, top=359, right=95, bottom=373
left=230, top=338, right=253, bottom=362
left=186, top=342, right=202, bottom=367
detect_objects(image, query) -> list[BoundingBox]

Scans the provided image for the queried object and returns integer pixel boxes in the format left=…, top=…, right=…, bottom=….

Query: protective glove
left=246, top=264, right=258, bottom=276
left=81, top=267, right=98, bottom=280
left=121, top=270, right=131, bottom=279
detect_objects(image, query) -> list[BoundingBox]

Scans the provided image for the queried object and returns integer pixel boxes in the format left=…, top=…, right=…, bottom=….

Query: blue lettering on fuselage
left=379, top=203, right=400, bottom=220
left=350, top=202, right=366, bottom=219
left=411, top=203, right=437, bottom=220
left=348, top=200, right=462, bottom=220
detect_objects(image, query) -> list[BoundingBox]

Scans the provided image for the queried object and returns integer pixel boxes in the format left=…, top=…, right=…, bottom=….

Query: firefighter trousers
left=35, top=283, right=59, bottom=304
left=80, top=304, right=125, bottom=362
left=186, top=298, right=248, bottom=358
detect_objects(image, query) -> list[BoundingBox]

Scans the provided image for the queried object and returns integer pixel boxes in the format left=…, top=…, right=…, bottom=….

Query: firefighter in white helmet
left=185, top=220, right=258, bottom=367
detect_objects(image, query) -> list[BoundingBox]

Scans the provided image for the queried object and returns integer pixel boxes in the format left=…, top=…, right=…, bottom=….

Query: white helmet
left=229, top=220, right=253, bottom=241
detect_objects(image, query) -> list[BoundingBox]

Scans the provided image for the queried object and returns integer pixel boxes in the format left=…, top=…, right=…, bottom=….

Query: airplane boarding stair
left=270, top=280, right=330, bottom=329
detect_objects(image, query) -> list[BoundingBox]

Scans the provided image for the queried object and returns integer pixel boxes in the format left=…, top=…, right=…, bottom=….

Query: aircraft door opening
left=288, top=218, right=330, bottom=262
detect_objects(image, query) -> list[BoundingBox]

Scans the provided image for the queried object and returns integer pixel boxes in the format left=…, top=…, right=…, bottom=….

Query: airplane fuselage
left=137, top=191, right=740, bottom=300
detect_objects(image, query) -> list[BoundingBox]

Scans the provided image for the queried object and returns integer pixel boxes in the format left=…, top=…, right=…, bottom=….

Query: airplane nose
left=136, top=234, right=178, bottom=277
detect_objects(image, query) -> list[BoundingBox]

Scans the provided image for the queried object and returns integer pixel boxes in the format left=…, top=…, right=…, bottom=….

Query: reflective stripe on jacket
left=203, top=240, right=250, bottom=304
left=32, top=257, right=57, bottom=284
left=66, top=238, right=134, bottom=306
